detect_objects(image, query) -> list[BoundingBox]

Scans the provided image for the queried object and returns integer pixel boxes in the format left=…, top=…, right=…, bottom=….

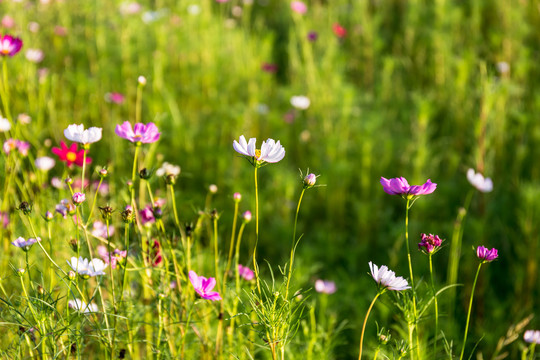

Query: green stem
left=131, top=145, right=140, bottom=203
left=85, top=177, right=104, bottom=226
left=253, top=166, right=261, bottom=295
left=285, top=188, right=306, bottom=300
left=168, top=184, right=186, bottom=240
left=358, top=292, right=381, bottom=360
left=429, top=254, right=439, bottom=357
left=405, top=199, right=418, bottom=360
left=223, top=201, right=239, bottom=285
left=459, top=263, right=483, bottom=360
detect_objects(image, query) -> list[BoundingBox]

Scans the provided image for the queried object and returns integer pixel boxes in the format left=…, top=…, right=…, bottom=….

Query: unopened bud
left=233, top=192, right=242, bottom=202
left=98, top=168, right=108, bottom=178
left=209, top=184, right=218, bottom=194
left=37, top=285, right=44, bottom=295
left=243, top=210, right=252, bottom=223
left=72, top=192, right=86, bottom=205
left=121, top=206, right=133, bottom=223
left=17, top=268, right=26, bottom=276
left=65, top=177, right=73, bottom=185
left=138, top=75, right=146, bottom=85
left=68, top=271, right=76, bottom=280
left=99, top=206, right=113, bottom=221
left=69, top=238, right=78, bottom=252
left=44, top=211, right=54, bottom=221
left=304, top=173, right=317, bottom=187
left=139, top=168, right=153, bottom=180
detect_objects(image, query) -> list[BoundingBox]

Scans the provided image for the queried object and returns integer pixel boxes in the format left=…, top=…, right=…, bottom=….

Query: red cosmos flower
left=332, top=23, right=347, bottom=38
left=51, top=141, right=92, bottom=167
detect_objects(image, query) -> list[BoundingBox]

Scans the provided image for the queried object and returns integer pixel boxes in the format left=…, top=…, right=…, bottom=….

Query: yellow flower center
left=66, top=152, right=77, bottom=162
left=255, top=149, right=261, bottom=160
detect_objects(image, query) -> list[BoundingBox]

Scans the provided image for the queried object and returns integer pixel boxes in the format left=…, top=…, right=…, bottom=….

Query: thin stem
left=405, top=199, right=418, bottom=360
left=168, top=184, right=186, bottom=240
left=253, top=166, right=261, bottom=295
left=85, top=177, right=104, bottom=226
left=131, top=145, right=140, bottom=202
left=223, top=201, right=239, bottom=285
left=80, top=147, right=88, bottom=196
left=285, top=188, right=306, bottom=299
left=358, top=292, right=381, bottom=360
left=429, top=254, right=439, bottom=357
left=459, top=263, right=483, bottom=360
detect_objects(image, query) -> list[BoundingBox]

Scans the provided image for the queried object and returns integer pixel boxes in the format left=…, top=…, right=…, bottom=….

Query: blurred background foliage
left=0, top=0, right=539, bottom=357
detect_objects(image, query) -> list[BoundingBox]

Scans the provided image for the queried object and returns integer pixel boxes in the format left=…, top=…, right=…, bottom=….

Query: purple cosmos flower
left=189, top=270, right=222, bottom=301
left=0, top=34, right=22, bottom=56
left=238, top=264, right=254, bottom=281
left=233, top=135, right=285, bottom=165
left=380, top=177, right=437, bottom=198
left=12, top=237, right=41, bottom=251
left=524, top=330, right=540, bottom=344
left=476, top=246, right=498, bottom=262
left=369, top=262, right=411, bottom=291
left=315, top=279, right=336, bottom=294
left=418, top=233, right=443, bottom=254
left=115, top=121, right=160, bottom=144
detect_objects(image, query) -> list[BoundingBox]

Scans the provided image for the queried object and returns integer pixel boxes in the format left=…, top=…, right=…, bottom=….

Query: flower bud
left=37, top=285, right=44, bottom=295
left=68, top=271, right=77, bottom=280
left=165, top=174, right=176, bottom=185
left=304, top=173, right=317, bottom=187
left=72, top=192, right=86, bottom=205
left=152, top=205, right=163, bottom=219
left=98, top=168, right=108, bottom=178
left=233, top=192, right=242, bottom=202
left=17, top=268, right=26, bottom=276
left=18, top=201, right=32, bottom=215
left=138, top=75, right=146, bottom=85
left=121, top=205, right=134, bottom=223
left=99, top=206, right=113, bottom=221
left=243, top=210, right=252, bottom=223
left=65, top=177, right=73, bottom=185
left=69, top=238, right=79, bottom=252
left=44, top=211, right=54, bottom=221
left=67, top=203, right=77, bottom=216
left=185, top=223, right=194, bottom=237
left=209, top=184, right=218, bottom=194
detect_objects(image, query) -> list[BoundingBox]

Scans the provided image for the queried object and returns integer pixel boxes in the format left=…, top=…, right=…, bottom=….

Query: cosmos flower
left=25, top=48, right=44, bottom=63
left=189, top=270, right=222, bottom=301
left=476, top=246, right=498, bottom=263
left=3, top=139, right=30, bottom=156
left=92, top=221, right=115, bottom=238
left=67, top=257, right=108, bottom=278
left=0, top=116, right=11, bottom=132
left=139, top=205, right=155, bottom=226
left=11, top=237, right=41, bottom=251
left=332, top=23, right=347, bottom=38
left=155, top=162, right=181, bottom=177
left=72, top=192, right=86, bottom=205
left=290, top=1, right=307, bottom=14
left=467, top=168, right=493, bottom=193
left=52, top=141, right=91, bottom=167
left=35, top=156, right=55, bottom=171
left=524, top=330, right=540, bottom=344
left=233, top=135, right=285, bottom=165
left=68, top=299, right=99, bottom=313
left=0, top=34, right=23, bottom=56
left=105, top=92, right=125, bottom=104
left=315, top=279, right=337, bottom=294
left=238, top=264, right=254, bottom=281
left=369, top=262, right=411, bottom=292
left=115, top=121, right=160, bottom=144
left=290, top=95, right=310, bottom=110
left=97, top=245, right=127, bottom=269
left=380, top=177, right=437, bottom=198
left=418, top=233, right=443, bottom=254
left=64, top=124, right=102, bottom=145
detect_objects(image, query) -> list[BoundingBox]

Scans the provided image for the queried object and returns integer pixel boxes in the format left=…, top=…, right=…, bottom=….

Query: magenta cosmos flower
left=233, top=135, right=285, bottom=166
left=115, top=121, right=160, bottom=144
left=418, top=233, right=443, bottom=254
left=238, top=264, right=254, bottom=281
left=380, top=177, right=437, bottom=198
left=0, top=34, right=22, bottom=56
left=189, top=270, right=222, bottom=301
left=476, top=246, right=498, bottom=262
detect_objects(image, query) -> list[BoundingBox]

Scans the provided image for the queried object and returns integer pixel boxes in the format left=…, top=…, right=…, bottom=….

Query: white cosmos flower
left=25, top=49, right=44, bottom=63
left=64, top=124, right=102, bottom=145
left=524, top=330, right=540, bottom=344
left=467, top=168, right=493, bottom=193
left=233, top=135, right=285, bottom=165
left=68, top=299, right=99, bottom=313
left=369, top=262, right=410, bottom=291
left=156, top=162, right=181, bottom=177
left=35, top=156, right=55, bottom=171
left=67, top=256, right=108, bottom=277
left=290, top=95, right=310, bottom=110
left=0, top=116, right=11, bottom=132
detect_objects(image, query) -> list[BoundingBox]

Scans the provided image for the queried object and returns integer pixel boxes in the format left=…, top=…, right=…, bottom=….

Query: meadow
left=0, top=0, right=539, bottom=359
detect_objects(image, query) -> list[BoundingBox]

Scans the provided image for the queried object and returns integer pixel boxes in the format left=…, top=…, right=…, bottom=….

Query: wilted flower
left=0, top=34, right=23, bottom=56
left=72, top=192, right=86, bottom=205
left=369, top=262, right=411, bottom=292
left=290, top=1, right=307, bottom=14
left=115, top=121, right=160, bottom=144
left=290, top=95, right=310, bottom=110
left=52, top=141, right=92, bottom=167
left=524, top=330, right=540, bottom=344
left=380, top=177, right=437, bottom=199
left=0, top=116, right=11, bottom=132
left=68, top=299, right=99, bottom=313
left=467, top=168, right=493, bottom=193
left=97, top=245, right=127, bottom=269
left=238, top=264, right=254, bottom=281
left=233, top=135, right=285, bottom=166
left=11, top=237, right=41, bottom=251
left=476, top=246, right=498, bottom=263
left=35, top=156, right=55, bottom=171
left=315, top=279, right=337, bottom=294
left=105, top=92, right=125, bottom=104
left=25, top=49, right=44, bottom=63
left=64, top=124, right=102, bottom=145
left=189, top=270, right=222, bottom=301
left=418, top=233, right=443, bottom=254
left=121, top=205, right=134, bottom=223
left=67, top=257, right=108, bottom=278
left=332, top=23, right=347, bottom=38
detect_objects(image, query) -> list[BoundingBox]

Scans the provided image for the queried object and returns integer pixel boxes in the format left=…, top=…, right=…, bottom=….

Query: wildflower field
left=0, top=0, right=539, bottom=359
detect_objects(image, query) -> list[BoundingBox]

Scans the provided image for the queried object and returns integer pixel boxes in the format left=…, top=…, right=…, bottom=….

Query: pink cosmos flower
left=97, top=245, right=127, bottom=269
left=380, top=177, right=437, bottom=197
left=315, top=279, right=336, bottom=294
left=290, top=1, right=307, bottom=14
left=261, top=62, right=278, bottom=73
left=238, top=264, right=254, bottom=281
left=92, top=221, right=115, bottom=238
left=52, top=141, right=91, bottom=167
left=476, top=246, right=498, bottom=262
left=0, top=34, right=22, bottom=56
left=418, top=233, right=442, bottom=254
left=189, top=270, right=222, bottom=301
left=140, top=205, right=155, bottom=225
left=72, top=192, right=86, bottom=205
left=105, top=92, right=125, bottom=104
left=3, top=139, right=30, bottom=156
left=115, top=121, right=160, bottom=144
